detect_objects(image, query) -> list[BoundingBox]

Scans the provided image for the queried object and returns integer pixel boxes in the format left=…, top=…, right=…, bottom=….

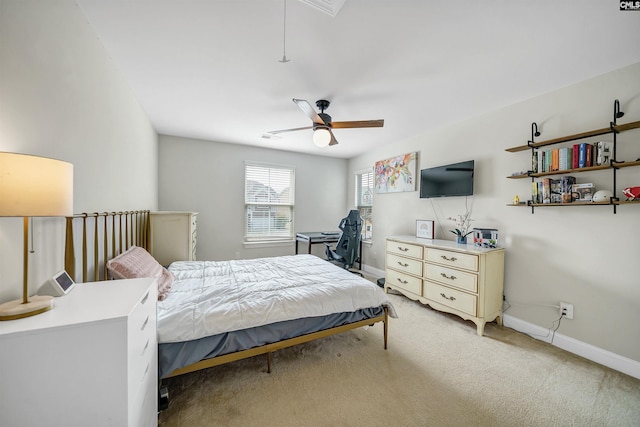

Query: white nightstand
left=0, top=278, right=158, bottom=427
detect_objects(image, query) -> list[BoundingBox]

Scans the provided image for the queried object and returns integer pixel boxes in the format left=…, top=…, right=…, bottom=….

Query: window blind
left=245, top=163, right=295, bottom=241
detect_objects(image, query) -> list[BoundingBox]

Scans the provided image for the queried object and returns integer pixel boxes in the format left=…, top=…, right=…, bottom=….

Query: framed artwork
left=375, top=152, right=417, bottom=194
left=416, top=220, right=434, bottom=239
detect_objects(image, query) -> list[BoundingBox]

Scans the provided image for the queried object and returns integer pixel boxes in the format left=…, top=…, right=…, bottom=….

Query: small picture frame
left=416, top=220, right=435, bottom=239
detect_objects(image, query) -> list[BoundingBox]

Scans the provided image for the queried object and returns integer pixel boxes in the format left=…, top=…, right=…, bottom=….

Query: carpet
left=158, top=293, right=640, bottom=426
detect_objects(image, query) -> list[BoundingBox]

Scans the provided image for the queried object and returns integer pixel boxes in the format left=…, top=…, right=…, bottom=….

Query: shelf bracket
left=612, top=99, right=624, bottom=127
left=527, top=122, right=540, bottom=147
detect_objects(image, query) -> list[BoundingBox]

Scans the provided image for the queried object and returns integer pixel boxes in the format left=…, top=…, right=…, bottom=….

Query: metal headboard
left=64, top=210, right=150, bottom=283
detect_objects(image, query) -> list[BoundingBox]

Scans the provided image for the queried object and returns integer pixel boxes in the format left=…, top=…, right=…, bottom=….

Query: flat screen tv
left=419, top=160, right=474, bottom=198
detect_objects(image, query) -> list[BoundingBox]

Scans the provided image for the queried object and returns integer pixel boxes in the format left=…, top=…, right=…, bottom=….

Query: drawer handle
left=141, top=338, right=149, bottom=356
left=397, top=246, right=409, bottom=252
left=397, top=261, right=409, bottom=267
left=141, top=315, right=149, bottom=331
left=440, top=272, right=457, bottom=280
left=141, top=291, right=149, bottom=305
left=440, top=292, right=456, bottom=301
left=396, top=278, right=409, bottom=285
left=441, top=255, right=458, bottom=262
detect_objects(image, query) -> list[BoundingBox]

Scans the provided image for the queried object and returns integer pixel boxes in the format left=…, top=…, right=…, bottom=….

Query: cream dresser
left=385, top=236, right=504, bottom=336
left=0, top=278, right=157, bottom=427
left=150, top=211, right=198, bottom=266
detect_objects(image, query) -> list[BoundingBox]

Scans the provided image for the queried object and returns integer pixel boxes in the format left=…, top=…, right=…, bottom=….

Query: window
left=245, top=162, right=295, bottom=242
left=355, top=168, right=373, bottom=241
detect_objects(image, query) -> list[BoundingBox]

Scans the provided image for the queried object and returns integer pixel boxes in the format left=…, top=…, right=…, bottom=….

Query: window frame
left=355, top=167, right=374, bottom=242
left=244, top=161, right=295, bottom=243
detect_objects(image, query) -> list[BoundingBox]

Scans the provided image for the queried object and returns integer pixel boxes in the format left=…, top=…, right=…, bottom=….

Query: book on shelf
left=538, top=151, right=545, bottom=173
left=550, top=179, right=562, bottom=203
left=542, top=178, right=551, bottom=204
left=572, top=143, right=580, bottom=169
left=545, top=149, right=552, bottom=172
left=585, top=143, right=593, bottom=167
left=531, top=181, right=539, bottom=204
left=560, top=176, right=576, bottom=203
left=596, top=141, right=612, bottom=166
left=551, top=148, right=559, bottom=171
left=572, top=183, right=595, bottom=202
left=578, top=143, right=586, bottom=168
left=559, top=147, right=571, bottom=171
left=532, top=152, right=538, bottom=173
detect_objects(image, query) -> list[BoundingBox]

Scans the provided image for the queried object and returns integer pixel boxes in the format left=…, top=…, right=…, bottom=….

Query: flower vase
left=456, top=236, right=467, bottom=244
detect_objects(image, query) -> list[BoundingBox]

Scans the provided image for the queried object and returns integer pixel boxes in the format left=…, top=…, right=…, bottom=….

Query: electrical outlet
left=560, top=302, right=574, bottom=319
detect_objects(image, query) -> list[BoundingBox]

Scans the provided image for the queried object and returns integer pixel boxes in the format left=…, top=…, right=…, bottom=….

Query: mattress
left=157, top=254, right=396, bottom=343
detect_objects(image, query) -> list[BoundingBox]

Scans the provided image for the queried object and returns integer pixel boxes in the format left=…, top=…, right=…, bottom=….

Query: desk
left=295, top=232, right=362, bottom=270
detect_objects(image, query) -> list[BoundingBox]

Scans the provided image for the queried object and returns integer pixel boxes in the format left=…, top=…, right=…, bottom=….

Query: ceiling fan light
left=312, top=128, right=331, bottom=147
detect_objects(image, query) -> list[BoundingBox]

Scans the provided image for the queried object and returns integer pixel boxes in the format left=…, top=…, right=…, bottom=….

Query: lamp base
left=0, top=295, right=53, bottom=321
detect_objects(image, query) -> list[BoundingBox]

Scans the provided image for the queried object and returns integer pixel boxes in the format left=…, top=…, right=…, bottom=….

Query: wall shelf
left=505, top=100, right=639, bottom=213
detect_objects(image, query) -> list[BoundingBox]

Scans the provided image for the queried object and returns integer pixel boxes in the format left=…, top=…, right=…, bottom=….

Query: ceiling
left=76, top=0, right=640, bottom=159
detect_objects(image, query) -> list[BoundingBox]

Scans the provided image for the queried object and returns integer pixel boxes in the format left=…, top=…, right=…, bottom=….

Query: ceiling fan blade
left=293, top=98, right=326, bottom=125
left=330, top=119, right=384, bottom=129
left=267, top=125, right=313, bottom=135
left=328, top=129, right=339, bottom=146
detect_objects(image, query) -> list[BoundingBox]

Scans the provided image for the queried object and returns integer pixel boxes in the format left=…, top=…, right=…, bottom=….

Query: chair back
left=334, top=210, right=362, bottom=268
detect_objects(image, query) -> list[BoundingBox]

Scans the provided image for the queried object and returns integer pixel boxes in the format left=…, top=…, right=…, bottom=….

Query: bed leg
left=383, top=307, right=388, bottom=350
left=158, top=382, right=169, bottom=411
left=267, top=351, right=272, bottom=373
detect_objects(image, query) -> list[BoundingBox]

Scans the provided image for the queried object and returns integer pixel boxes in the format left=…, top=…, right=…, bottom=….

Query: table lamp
left=0, top=152, right=73, bottom=321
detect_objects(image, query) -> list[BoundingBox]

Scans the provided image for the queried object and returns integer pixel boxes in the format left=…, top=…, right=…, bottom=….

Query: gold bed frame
left=64, top=210, right=388, bottom=378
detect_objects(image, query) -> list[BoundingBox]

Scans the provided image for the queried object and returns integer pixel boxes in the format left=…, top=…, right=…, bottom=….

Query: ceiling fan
left=268, top=99, right=384, bottom=147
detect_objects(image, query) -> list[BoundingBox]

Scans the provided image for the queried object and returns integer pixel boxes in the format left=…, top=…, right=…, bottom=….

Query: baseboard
left=363, top=264, right=384, bottom=279
left=503, top=314, right=640, bottom=380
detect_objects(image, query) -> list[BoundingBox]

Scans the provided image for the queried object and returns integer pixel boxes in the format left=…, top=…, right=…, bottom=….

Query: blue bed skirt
left=159, top=306, right=384, bottom=378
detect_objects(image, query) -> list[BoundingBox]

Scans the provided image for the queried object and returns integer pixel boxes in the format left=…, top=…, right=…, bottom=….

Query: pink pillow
left=106, top=245, right=174, bottom=301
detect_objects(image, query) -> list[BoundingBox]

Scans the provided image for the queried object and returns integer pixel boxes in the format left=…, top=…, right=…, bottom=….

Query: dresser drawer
left=386, top=253, right=423, bottom=276
left=426, top=248, right=478, bottom=272
left=424, top=282, right=477, bottom=316
left=386, top=240, right=423, bottom=259
left=425, top=264, right=478, bottom=293
left=386, top=268, right=422, bottom=295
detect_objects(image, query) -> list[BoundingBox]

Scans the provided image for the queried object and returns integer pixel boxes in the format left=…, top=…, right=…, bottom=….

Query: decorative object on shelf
left=0, top=152, right=74, bottom=321
left=374, top=152, right=417, bottom=194
left=448, top=211, right=473, bottom=244
left=472, top=228, right=499, bottom=248
left=415, top=219, right=434, bottom=239
left=512, top=195, right=520, bottom=205
left=572, top=183, right=595, bottom=202
left=622, top=186, right=640, bottom=201
left=593, top=190, right=613, bottom=203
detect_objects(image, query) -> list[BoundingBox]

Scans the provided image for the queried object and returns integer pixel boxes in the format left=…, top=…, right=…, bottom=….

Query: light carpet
left=158, top=293, right=640, bottom=426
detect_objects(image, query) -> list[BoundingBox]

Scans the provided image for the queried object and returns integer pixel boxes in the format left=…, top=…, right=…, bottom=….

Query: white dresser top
left=0, top=277, right=156, bottom=337
left=387, top=235, right=505, bottom=254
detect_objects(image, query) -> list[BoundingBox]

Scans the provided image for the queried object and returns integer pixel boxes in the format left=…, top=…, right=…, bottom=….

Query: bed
left=64, top=210, right=396, bottom=380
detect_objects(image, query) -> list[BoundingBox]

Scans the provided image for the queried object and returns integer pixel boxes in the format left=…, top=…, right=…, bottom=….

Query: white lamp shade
left=312, top=128, right=332, bottom=147
left=0, top=152, right=73, bottom=217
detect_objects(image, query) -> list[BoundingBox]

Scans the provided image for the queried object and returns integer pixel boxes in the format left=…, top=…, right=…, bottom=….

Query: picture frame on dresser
left=416, top=220, right=435, bottom=239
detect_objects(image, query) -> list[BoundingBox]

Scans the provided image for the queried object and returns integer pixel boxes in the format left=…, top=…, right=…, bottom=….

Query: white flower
left=447, top=212, right=473, bottom=237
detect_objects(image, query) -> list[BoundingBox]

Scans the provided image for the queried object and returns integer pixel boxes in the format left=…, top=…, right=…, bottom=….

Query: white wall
left=158, top=134, right=348, bottom=261
left=349, top=62, right=640, bottom=365
left=0, top=0, right=157, bottom=301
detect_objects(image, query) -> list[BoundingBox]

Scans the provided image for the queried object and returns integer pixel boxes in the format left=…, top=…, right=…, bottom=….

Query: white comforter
left=157, top=254, right=396, bottom=344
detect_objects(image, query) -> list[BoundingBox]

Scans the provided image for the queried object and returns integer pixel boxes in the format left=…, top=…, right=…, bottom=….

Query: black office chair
left=325, top=210, right=363, bottom=276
